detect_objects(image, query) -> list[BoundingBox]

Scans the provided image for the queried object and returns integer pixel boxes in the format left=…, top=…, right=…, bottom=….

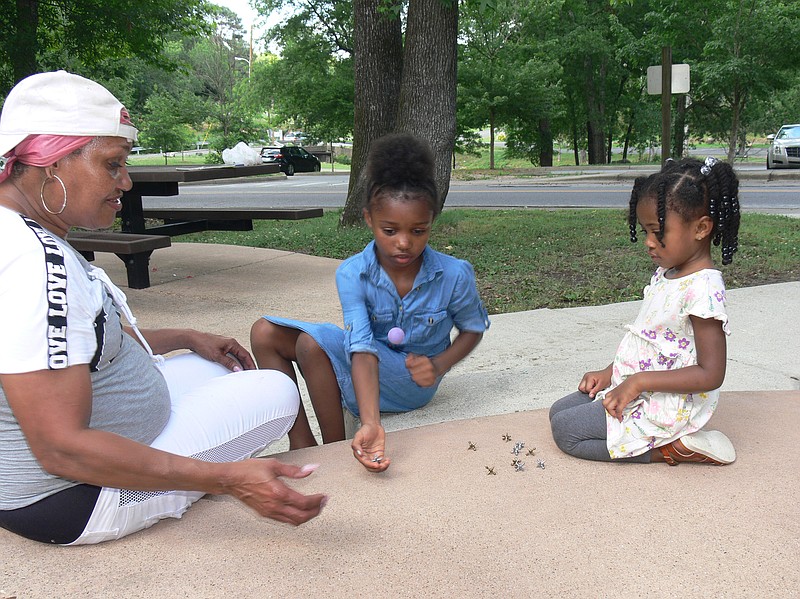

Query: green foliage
left=454, top=129, right=484, bottom=158
left=458, top=0, right=562, bottom=166
left=250, top=40, right=354, bottom=143
left=139, top=89, right=204, bottom=161
left=184, top=12, right=260, bottom=153
left=644, top=0, right=800, bottom=158
left=748, top=74, right=800, bottom=135
left=4, top=0, right=799, bottom=172
left=0, top=0, right=209, bottom=95
left=249, top=1, right=354, bottom=143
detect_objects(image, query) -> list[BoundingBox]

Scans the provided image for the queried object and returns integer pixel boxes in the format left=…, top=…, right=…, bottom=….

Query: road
left=144, top=172, right=800, bottom=216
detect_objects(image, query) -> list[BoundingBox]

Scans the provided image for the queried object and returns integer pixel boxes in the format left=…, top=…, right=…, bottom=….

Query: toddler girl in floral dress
left=550, top=157, right=740, bottom=465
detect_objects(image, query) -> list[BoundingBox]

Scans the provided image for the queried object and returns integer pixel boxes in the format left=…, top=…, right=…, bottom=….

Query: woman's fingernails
left=320, top=496, right=329, bottom=511
left=233, top=365, right=242, bottom=372
left=300, top=463, right=320, bottom=474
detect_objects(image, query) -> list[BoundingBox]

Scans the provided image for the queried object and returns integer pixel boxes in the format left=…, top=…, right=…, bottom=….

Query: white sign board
left=647, top=64, right=690, bottom=94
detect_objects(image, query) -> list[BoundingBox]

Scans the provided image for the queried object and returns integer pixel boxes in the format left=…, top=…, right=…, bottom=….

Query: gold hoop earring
left=40, top=174, right=68, bottom=215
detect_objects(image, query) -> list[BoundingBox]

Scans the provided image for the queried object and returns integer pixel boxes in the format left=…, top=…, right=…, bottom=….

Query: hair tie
left=700, top=156, right=718, bottom=176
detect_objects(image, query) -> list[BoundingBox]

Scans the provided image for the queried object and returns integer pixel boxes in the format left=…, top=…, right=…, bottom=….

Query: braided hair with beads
left=627, top=157, right=740, bottom=265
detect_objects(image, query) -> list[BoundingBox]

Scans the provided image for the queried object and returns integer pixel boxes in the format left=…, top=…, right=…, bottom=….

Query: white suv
left=766, top=124, right=800, bottom=169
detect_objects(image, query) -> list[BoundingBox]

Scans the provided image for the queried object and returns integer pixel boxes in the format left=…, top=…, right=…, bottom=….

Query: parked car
left=283, top=131, right=306, bottom=143
left=260, top=145, right=321, bottom=176
left=766, top=124, right=800, bottom=169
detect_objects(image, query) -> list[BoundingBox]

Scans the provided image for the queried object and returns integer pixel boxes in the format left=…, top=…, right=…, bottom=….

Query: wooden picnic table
left=94, top=164, right=324, bottom=288
left=121, top=164, right=283, bottom=234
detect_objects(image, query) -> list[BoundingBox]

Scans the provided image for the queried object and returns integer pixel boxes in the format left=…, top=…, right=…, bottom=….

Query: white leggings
left=67, top=353, right=299, bottom=545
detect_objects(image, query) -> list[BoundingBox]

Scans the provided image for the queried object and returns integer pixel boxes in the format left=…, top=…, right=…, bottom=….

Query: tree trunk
left=489, top=108, right=496, bottom=170
left=11, top=0, right=40, bottom=84
left=395, top=0, right=458, bottom=212
left=538, top=118, right=553, bottom=167
left=571, top=122, right=580, bottom=166
left=584, top=57, right=607, bottom=165
left=586, top=119, right=605, bottom=164
left=341, top=0, right=403, bottom=226
left=727, top=87, right=746, bottom=163
left=607, top=74, right=628, bottom=164
left=567, top=93, right=580, bottom=166
left=622, top=117, right=633, bottom=162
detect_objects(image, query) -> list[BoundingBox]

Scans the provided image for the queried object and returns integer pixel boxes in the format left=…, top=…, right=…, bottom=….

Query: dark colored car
left=260, top=145, right=321, bottom=176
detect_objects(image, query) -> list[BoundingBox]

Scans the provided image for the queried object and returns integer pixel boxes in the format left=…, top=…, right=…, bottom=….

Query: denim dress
left=262, top=241, right=490, bottom=416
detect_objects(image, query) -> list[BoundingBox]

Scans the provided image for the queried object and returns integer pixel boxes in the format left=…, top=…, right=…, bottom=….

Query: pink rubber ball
left=388, top=327, right=405, bottom=344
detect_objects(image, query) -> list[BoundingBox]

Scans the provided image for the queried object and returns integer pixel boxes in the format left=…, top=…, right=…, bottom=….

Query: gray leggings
left=549, top=391, right=652, bottom=463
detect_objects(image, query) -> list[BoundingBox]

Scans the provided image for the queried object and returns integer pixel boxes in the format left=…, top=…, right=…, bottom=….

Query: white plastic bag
left=221, top=142, right=261, bottom=166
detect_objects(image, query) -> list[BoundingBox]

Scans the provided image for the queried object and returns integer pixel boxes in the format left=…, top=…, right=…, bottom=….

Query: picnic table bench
left=140, top=207, right=324, bottom=236
left=66, top=230, right=171, bottom=289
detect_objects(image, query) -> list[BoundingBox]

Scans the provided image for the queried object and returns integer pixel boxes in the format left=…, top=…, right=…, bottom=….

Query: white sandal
left=659, top=430, right=736, bottom=465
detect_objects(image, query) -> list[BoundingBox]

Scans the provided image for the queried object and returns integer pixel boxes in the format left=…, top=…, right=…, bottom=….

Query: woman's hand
left=405, top=353, right=439, bottom=387
left=133, top=328, right=256, bottom=371
left=224, top=459, right=328, bottom=525
left=601, top=376, right=640, bottom=422
left=188, top=331, right=256, bottom=371
left=578, top=365, right=612, bottom=398
left=351, top=423, right=390, bottom=472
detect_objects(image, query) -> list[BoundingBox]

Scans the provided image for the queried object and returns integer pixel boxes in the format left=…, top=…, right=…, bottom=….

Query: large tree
left=138, top=88, right=204, bottom=163
left=458, top=0, right=542, bottom=169
left=257, top=0, right=458, bottom=225
left=178, top=6, right=265, bottom=156
left=0, top=0, right=208, bottom=96
left=555, top=0, right=646, bottom=165
left=342, top=0, right=458, bottom=225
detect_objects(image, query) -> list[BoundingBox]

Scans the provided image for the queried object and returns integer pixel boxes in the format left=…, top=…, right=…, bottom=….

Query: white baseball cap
left=0, top=70, right=138, bottom=157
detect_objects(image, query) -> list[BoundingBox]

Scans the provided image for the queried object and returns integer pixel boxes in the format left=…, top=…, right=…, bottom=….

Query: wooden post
left=661, top=46, right=672, bottom=166
left=248, top=25, right=253, bottom=79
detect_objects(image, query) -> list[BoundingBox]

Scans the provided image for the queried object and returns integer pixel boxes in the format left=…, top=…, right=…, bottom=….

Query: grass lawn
left=177, top=209, right=800, bottom=315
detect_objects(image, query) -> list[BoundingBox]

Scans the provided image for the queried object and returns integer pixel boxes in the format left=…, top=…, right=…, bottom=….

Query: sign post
left=647, top=50, right=691, bottom=167
left=661, top=47, right=671, bottom=166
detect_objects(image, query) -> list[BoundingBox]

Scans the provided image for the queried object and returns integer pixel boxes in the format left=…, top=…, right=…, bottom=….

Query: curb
left=177, top=168, right=800, bottom=187
left=539, top=170, right=800, bottom=183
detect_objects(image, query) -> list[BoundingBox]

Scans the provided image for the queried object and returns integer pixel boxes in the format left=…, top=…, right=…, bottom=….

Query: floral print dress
left=597, top=267, right=730, bottom=459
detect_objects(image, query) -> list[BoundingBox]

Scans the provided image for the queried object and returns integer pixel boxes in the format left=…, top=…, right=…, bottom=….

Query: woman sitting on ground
left=0, top=71, right=326, bottom=545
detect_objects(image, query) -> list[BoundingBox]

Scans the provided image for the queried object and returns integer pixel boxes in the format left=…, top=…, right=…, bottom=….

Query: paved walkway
left=1, top=244, right=797, bottom=598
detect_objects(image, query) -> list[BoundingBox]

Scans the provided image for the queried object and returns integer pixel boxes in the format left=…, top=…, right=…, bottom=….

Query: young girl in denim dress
left=251, top=134, right=489, bottom=471
left=550, top=157, right=741, bottom=466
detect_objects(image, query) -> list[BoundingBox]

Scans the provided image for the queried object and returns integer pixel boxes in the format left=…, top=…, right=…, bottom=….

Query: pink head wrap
left=0, top=135, right=94, bottom=184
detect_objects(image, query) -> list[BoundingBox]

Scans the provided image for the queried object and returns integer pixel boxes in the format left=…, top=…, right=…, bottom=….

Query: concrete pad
left=1, top=244, right=797, bottom=597
left=2, top=391, right=797, bottom=598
